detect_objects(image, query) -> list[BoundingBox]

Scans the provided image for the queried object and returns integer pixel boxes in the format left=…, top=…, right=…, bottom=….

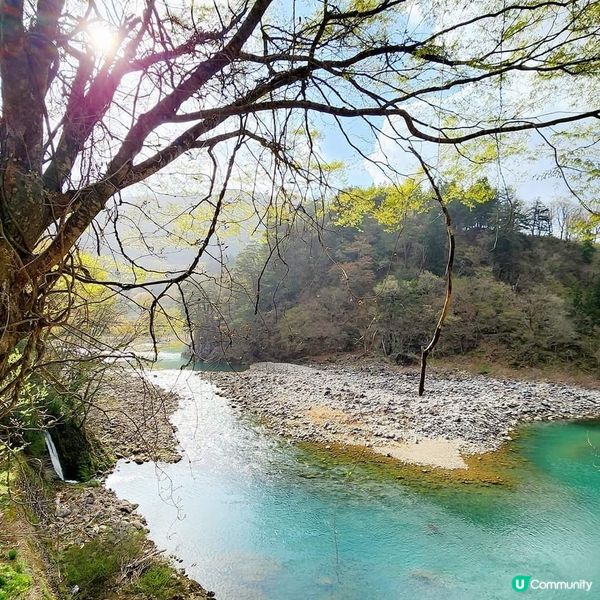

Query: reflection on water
left=107, top=370, right=600, bottom=600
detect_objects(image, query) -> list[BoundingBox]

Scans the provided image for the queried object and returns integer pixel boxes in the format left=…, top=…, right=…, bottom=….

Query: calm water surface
left=106, top=366, right=600, bottom=600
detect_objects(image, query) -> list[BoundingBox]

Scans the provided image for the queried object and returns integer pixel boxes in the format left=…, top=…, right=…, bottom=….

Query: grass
left=132, top=563, right=183, bottom=600
left=60, top=532, right=144, bottom=599
left=1, top=443, right=187, bottom=600
left=0, top=563, right=32, bottom=600
left=60, top=534, right=188, bottom=600
left=0, top=459, right=59, bottom=600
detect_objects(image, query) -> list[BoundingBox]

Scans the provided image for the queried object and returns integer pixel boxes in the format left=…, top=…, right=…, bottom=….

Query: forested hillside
left=191, top=190, right=600, bottom=373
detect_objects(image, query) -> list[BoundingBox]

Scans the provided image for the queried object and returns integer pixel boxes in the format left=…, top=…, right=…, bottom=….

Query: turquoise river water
left=106, top=363, right=600, bottom=599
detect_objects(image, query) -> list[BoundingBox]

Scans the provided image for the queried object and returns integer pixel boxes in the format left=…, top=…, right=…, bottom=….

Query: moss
left=0, top=459, right=61, bottom=600
left=22, top=430, right=47, bottom=460
left=49, top=423, right=112, bottom=482
left=296, top=437, right=525, bottom=492
left=22, top=420, right=113, bottom=483
left=0, top=563, right=32, bottom=600
left=131, top=563, right=184, bottom=600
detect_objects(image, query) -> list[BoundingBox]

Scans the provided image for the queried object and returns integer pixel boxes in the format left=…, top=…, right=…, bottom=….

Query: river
left=106, top=365, right=600, bottom=599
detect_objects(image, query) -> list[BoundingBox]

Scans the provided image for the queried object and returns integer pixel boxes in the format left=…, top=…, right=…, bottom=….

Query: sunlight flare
left=86, top=22, right=117, bottom=56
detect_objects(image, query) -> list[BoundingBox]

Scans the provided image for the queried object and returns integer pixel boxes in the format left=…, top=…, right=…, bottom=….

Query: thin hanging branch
left=410, top=149, right=455, bottom=396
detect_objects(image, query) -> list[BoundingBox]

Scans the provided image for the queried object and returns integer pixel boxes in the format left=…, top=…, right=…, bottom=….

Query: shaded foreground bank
left=0, top=371, right=209, bottom=600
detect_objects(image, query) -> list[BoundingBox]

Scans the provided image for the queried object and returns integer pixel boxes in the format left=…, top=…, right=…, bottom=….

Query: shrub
left=60, top=532, right=143, bottom=599
left=0, top=564, right=32, bottom=600
left=133, top=563, right=182, bottom=600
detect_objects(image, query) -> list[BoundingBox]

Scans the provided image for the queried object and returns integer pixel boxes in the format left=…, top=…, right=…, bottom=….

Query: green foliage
left=60, top=532, right=144, bottom=599
left=571, top=213, right=600, bottom=244
left=374, top=272, right=445, bottom=356
left=334, top=181, right=426, bottom=229
left=132, top=563, right=182, bottom=600
left=1, top=351, right=48, bottom=430
left=6, top=551, right=16, bottom=562
left=572, top=273, right=600, bottom=327
left=444, top=179, right=496, bottom=208
left=0, top=564, right=31, bottom=600
left=190, top=187, right=599, bottom=373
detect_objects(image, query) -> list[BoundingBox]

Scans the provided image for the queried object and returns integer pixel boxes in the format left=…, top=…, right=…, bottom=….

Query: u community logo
left=512, top=576, right=531, bottom=592
left=512, top=575, right=593, bottom=593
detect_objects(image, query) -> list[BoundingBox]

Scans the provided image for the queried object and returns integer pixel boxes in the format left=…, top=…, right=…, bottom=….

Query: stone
left=56, top=505, right=71, bottom=518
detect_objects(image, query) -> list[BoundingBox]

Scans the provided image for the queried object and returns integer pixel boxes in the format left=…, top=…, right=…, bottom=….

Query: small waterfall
left=44, top=430, right=65, bottom=481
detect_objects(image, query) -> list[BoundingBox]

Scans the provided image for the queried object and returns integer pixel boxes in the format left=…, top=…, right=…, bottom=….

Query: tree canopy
left=0, top=0, right=598, bottom=399
left=190, top=189, right=600, bottom=372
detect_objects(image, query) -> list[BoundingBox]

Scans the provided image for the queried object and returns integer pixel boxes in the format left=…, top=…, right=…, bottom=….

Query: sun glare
left=86, top=22, right=117, bottom=56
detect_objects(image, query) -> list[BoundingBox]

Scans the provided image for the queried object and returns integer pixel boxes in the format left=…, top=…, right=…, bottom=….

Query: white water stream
left=44, top=430, right=65, bottom=481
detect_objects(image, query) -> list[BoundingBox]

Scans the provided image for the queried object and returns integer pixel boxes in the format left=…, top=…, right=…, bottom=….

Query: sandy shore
left=209, top=362, right=600, bottom=469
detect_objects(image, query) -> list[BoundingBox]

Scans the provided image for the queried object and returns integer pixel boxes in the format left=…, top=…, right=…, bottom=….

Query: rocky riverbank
left=37, top=369, right=210, bottom=599
left=210, top=362, right=600, bottom=469
left=43, top=369, right=183, bottom=548
left=87, top=371, right=182, bottom=465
